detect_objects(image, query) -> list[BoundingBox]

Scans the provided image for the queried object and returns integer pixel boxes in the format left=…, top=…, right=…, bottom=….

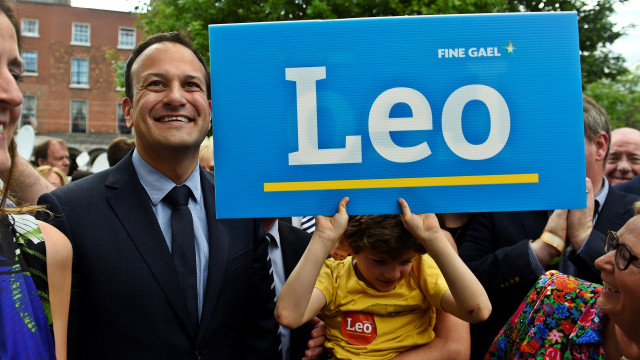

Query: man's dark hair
left=583, top=94, right=611, bottom=157
left=124, top=31, right=210, bottom=101
left=33, top=138, right=66, bottom=163
left=107, top=137, right=135, bottom=167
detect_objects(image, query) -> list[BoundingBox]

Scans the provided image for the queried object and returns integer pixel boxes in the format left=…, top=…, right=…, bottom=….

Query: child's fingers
left=398, top=198, right=412, bottom=219
left=337, top=197, right=349, bottom=215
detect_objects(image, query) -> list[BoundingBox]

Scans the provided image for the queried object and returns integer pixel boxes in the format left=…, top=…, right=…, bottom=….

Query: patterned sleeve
left=10, top=213, right=51, bottom=327
left=485, top=270, right=604, bottom=360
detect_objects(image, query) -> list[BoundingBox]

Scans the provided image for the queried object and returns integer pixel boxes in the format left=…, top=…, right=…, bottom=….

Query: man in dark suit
left=38, top=32, right=281, bottom=359
left=263, top=218, right=314, bottom=360
left=459, top=95, right=639, bottom=359
left=616, top=173, right=640, bottom=195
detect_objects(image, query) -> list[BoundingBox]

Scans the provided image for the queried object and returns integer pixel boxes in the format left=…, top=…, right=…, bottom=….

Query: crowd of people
left=1, top=0, right=639, bottom=359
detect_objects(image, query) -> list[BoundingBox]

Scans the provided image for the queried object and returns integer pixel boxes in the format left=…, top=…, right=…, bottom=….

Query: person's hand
left=398, top=198, right=443, bottom=251
left=567, top=177, right=595, bottom=250
left=313, top=197, right=349, bottom=250
left=544, top=209, right=568, bottom=243
left=303, top=317, right=326, bottom=360
left=531, top=209, right=567, bottom=265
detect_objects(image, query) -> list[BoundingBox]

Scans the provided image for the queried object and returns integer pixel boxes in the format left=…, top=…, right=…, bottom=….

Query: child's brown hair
left=344, top=215, right=427, bottom=259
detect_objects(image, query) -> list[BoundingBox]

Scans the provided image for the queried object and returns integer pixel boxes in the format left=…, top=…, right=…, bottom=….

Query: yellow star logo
left=503, top=41, right=515, bottom=55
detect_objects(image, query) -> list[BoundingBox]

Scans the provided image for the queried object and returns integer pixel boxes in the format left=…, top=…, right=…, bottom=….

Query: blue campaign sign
left=209, top=12, right=585, bottom=218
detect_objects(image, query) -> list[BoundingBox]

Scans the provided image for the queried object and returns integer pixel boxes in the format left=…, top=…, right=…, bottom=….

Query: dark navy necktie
left=164, top=185, right=198, bottom=329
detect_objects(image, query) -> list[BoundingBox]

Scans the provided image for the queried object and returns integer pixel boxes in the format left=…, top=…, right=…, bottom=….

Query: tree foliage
left=584, top=65, right=640, bottom=129
left=501, top=0, right=630, bottom=84
left=136, top=0, right=630, bottom=83
left=105, top=49, right=126, bottom=98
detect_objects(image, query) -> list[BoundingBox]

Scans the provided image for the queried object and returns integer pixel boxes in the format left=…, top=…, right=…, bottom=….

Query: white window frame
left=20, top=94, right=37, bottom=128
left=117, top=27, right=136, bottom=50
left=71, top=22, right=91, bottom=46
left=21, top=50, right=38, bottom=75
left=21, top=19, right=39, bottom=38
left=70, top=99, right=89, bottom=133
left=70, top=57, right=90, bottom=88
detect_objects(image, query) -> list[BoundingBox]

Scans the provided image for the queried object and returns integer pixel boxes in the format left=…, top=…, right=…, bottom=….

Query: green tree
left=502, top=0, right=630, bottom=84
left=136, top=0, right=630, bottom=83
left=105, top=49, right=126, bottom=98
left=585, top=65, right=640, bottom=129
left=136, top=0, right=505, bottom=64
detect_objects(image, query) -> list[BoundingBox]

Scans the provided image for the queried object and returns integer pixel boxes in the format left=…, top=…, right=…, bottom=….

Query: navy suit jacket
left=278, top=220, right=311, bottom=360
left=38, top=153, right=281, bottom=360
left=277, top=221, right=312, bottom=360
left=459, top=186, right=638, bottom=359
left=615, top=174, right=640, bottom=195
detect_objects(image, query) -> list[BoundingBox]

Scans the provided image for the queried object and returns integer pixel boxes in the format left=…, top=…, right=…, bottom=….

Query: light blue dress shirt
left=132, top=149, right=210, bottom=318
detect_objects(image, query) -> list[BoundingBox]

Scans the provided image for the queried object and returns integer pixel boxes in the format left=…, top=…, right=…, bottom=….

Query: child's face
left=353, top=248, right=416, bottom=292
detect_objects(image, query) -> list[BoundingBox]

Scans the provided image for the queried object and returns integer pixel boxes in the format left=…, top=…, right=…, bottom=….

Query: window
left=71, top=23, right=90, bottom=45
left=20, top=95, right=37, bottom=128
left=118, top=27, right=136, bottom=49
left=116, top=102, right=131, bottom=134
left=21, top=19, right=39, bottom=37
left=21, top=51, right=38, bottom=74
left=70, top=58, right=89, bottom=87
left=70, top=100, right=88, bottom=133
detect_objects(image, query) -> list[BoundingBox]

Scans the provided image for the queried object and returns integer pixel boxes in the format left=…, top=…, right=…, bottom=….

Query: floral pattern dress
left=485, top=270, right=606, bottom=360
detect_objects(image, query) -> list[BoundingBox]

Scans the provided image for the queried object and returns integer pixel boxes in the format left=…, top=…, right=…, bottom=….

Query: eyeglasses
left=605, top=230, right=640, bottom=271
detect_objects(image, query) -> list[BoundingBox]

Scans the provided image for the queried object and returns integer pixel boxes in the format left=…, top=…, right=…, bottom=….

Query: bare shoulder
left=38, top=221, right=72, bottom=263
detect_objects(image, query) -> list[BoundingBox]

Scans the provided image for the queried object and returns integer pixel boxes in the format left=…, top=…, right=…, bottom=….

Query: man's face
left=123, top=42, right=212, bottom=158
left=605, top=129, right=640, bottom=185
left=39, top=141, right=70, bottom=175
left=584, top=132, right=608, bottom=192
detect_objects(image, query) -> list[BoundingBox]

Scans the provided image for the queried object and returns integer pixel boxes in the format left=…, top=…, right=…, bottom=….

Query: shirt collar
left=132, top=149, right=202, bottom=206
left=265, top=219, right=281, bottom=249
left=594, top=176, right=609, bottom=216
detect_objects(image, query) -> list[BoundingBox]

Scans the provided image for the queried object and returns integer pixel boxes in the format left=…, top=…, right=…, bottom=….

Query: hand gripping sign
left=209, top=12, right=584, bottom=218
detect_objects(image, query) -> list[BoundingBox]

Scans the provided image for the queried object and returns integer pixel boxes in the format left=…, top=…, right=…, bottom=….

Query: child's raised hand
left=313, top=197, right=350, bottom=248
left=398, top=198, right=443, bottom=250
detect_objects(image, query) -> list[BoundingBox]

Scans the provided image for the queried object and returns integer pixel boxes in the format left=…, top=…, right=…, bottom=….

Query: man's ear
left=594, top=131, right=609, bottom=161
left=37, top=158, right=45, bottom=166
left=208, top=100, right=212, bottom=130
left=123, top=98, right=134, bottom=129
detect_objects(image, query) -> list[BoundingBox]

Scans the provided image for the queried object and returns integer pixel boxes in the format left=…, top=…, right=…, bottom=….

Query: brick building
left=13, top=0, right=143, bottom=146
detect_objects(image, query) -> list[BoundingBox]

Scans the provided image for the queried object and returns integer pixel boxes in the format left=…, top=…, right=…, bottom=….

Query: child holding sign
left=275, top=197, right=491, bottom=359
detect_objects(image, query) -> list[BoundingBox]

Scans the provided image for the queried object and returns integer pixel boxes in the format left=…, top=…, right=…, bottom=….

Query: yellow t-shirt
left=315, top=254, right=449, bottom=360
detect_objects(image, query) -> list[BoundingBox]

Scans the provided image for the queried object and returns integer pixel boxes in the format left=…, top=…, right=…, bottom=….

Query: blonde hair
left=36, top=165, right=69, bottom=187
left=199, top=136, right=214, bottom=163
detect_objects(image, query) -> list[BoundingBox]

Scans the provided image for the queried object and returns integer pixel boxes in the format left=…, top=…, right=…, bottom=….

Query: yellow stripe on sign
left=264, top=173, right=539, bottom=192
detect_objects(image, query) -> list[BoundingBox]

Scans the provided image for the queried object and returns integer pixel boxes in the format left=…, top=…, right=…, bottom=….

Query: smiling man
left=38, top=32, right=282, bottom=359
left=605, top=127, right=640, bottom=186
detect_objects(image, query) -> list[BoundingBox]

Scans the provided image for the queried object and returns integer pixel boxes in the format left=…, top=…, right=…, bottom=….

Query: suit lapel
left=595, top=188, right=629, bottom=234
left=197, top=170, right=228, bottom=341
left=278, top=222, right=311, bottom=278
left=278, top=223, right=298, bottom=278
left=105, top=155, right=195, bottom=337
